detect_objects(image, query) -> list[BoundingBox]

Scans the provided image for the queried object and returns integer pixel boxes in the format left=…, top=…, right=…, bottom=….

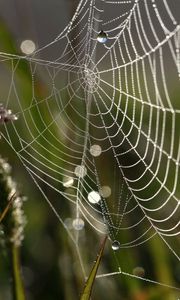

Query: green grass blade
left=11, top=245, right=26, bottom=300
left=80, top=236, right=107, bottom=300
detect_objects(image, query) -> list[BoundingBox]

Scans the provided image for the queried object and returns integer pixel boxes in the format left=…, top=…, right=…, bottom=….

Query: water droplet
left=63, top=176, right=74, bottom=188
left=74, top=165, right=87, bottom=178
left=72, top=218, right=84, bottom=230
left=100, top=186, right=111, bottom=198
left=97, top=30, right=108, bottom=44
left=90, top=144, right=102, bottom=157
left=111, top=240, right=120, bottom=251
left=20, top=40, right=36, bottom=55
left=88, top=191, right=101, bottom=204
left=133, top=266, right=145, bottom=277
left=64, top=218, right=73, bottom=229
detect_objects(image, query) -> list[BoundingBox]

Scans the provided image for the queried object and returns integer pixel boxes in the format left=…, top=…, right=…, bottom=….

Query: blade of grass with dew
left=0, top=191, right=26, bottom=300
left=80, top=236, right=107, bottom=300
left=0, top=157, right=26, bottom=300
left=0, top=197, right=26, bottom=300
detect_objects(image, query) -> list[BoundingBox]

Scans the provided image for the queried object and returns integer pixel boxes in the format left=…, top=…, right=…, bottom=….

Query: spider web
left=0, top=0, right=180, bottom=295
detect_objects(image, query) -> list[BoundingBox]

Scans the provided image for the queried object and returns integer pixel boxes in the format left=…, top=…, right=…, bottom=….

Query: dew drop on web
left=111, top=240, right=120, bottom=251
left=74, top=165, right=87, bottom=178
left=62, top=176, right=74, bottom=188
left=20, top=39, right=36, bottom=54
left=100, top=186, right=111, bottom=198
left=88, top=191, right=101, bottom=204
left=72, top=218, right=84, bottom=230
left=90, top=144, right=102, bottom=157
left=97, top=30, right=108, bottom=44
left=132, top=266, right=145, bottom=277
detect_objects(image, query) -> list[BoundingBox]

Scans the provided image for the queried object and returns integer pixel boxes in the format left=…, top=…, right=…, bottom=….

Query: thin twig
left=0, top=192, right=16, bottom=223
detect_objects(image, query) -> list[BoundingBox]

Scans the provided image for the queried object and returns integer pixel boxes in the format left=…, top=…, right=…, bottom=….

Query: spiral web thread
left=0, top=0, right=180, bottom=292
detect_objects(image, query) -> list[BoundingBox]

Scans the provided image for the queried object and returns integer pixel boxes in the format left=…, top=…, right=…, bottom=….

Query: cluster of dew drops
left=97, top=31, right=121, bottom=251
left=64, top=31, right=122, bottom=251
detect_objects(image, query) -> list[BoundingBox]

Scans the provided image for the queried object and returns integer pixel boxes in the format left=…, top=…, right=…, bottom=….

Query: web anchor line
left=96, top=269, right=180, bottom=292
